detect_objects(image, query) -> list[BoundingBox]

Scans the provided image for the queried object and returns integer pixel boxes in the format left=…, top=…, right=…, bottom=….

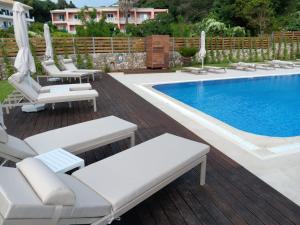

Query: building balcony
left=119, top=17, right=137, bottom=24
left=0, top=14, right=34, bottom=22
left=67, top=19, right=82, bottom=25
left=105, top=17, right=118, bottom=24
left=52, top=20, right=67, bottom=24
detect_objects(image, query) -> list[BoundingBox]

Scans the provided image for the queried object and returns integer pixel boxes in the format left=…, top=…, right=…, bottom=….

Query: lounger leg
left=130, top=133, right=135, bottom=147
left=93, top=98, right=97, bottom=112
left=200, top=155, right=207, bottom=186
left=1, top=159, right=8, bottom=167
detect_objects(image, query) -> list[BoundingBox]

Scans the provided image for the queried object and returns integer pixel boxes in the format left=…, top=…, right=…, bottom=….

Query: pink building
left=51, top=6, right=168, bottom=34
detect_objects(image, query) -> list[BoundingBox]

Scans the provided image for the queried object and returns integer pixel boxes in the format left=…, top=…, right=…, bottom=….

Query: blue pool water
left=154, top=75, right=300, bottom=137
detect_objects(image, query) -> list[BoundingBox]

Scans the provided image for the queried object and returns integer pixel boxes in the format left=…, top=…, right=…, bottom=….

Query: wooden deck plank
left=2, top=74, right=300, bottom=225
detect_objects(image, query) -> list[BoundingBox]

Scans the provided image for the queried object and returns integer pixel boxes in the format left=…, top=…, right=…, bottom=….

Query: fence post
left=128, top=37, right=131, bottom=54
left=172, top=37, right=175, bottom=53
left=111, top=37, right=114, bottom=54
left=92, top=37, right=96, bottom=56
left=72, top=37, right=76, bottom=55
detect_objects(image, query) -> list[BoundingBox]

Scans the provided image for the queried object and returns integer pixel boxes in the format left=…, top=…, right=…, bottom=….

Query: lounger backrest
left=0, top=134, right=36, bottom=161
left=62, top=59, right=77, bottom=71
left=8, top=74, right=39, bottom=102
left=0, top=124, right=8, bottom=144
left=0, top=163, right=112, bottom=220
left=42, top=60, right=61, bottom=74
left=0, top=103, right=6, bottom=129
left=28, top=77, right=42, bottom=93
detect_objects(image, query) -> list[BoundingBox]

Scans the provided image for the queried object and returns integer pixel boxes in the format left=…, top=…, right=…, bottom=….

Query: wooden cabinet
left=146, top=35, right=170, bottom=69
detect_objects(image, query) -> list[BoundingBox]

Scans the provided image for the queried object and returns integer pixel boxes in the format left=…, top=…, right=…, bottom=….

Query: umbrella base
left=22, top=104, right=46, bottom=113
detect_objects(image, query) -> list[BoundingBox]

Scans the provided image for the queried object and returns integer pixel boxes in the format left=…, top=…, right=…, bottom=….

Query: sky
left=67, top=0, right=116, bottom=8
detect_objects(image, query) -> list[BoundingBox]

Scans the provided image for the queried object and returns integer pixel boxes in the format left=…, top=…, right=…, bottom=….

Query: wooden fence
left=1, top=33, right=300, bottom=57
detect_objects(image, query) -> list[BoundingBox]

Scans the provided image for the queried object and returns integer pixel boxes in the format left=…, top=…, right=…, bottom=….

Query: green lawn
left=0, top=80, right=14, bottom=103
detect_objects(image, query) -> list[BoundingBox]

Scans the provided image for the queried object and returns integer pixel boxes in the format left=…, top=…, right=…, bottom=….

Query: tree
left=57, top=0, right=68, bottom=9
left=242, top=0, right=274, bottom=35
left=119, top=0, right=134, bottom=30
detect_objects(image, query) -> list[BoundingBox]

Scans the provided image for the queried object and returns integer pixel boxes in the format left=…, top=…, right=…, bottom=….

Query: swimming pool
left=153, top=75, right=300, bottom=137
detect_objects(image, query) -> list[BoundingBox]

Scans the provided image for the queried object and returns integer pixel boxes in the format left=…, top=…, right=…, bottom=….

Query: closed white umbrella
left=199, top=31, right=206, bottom=69
left=44, top=23, right=53, bottom=60
left=13, top=2, right=36, bottom=81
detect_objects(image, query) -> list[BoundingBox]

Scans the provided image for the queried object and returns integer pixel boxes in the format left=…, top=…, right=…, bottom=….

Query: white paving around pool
left=110, top=67, right=300, bottom=206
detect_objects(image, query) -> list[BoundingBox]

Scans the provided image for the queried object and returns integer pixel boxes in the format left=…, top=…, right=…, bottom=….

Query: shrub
left=85, top=54, right=94, bottom=69
left=277, top=37, right=282, bottom=59
left=296, top=38, right=300, bottom=58
left=179, top=47, right=198, bottom=58
left=103, top=64, right=111, bottom=73
left=0, top=40, right=14, bottom=77
left=272, top=39, right=276, bottom=59
left=290, top=40, right=295, bottom=60
left=283, top=37, right=288, bottom=60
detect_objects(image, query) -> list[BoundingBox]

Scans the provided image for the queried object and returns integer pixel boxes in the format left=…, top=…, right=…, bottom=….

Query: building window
left=3, top=21, right=7, bottom=28
left=140, top=13, right=149, bottom=20
left=74, top=14, right=79, bottom=20
left=106, top=13, right=114, bottom=18
left=59, top=15, right=65, bottom=21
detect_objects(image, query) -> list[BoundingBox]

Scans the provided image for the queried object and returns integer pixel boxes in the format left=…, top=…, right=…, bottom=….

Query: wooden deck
left=3, top=75, right=300, bottom=225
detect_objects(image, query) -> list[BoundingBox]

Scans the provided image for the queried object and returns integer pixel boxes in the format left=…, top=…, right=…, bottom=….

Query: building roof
left=0, top=0, right=33, bottom=9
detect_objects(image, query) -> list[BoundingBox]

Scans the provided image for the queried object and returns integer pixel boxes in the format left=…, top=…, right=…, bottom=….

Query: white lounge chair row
left=0, top=133, right=209, bottom=225
left=40, top=60, right=102, bottom=83
left=4, top=73, right=98, bottom=113
left=0, top=110, right=210, bottom=225
left=183, top=60, right=299, bottom=75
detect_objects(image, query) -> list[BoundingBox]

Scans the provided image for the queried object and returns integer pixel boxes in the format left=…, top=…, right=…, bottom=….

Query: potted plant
left=179, top=47, right=198, bottom=66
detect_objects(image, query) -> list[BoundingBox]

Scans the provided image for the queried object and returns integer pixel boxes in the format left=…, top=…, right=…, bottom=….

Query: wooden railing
left=1, top=34, right=300, bottom=57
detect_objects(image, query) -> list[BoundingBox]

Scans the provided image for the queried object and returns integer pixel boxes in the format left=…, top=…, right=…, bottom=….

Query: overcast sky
left=65, top=0, right=116, bottom=8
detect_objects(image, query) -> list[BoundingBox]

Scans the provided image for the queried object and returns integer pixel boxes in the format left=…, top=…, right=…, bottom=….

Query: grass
left=0, top=80, right=13, bottom=103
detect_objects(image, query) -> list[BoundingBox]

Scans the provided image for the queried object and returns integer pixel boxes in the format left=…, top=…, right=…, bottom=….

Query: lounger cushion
left=43, top=60, right=55, bottom=66
left=0, top=125, right=8, bottom=144
left=0, top=167, right=55, bottom=219
left=17, top=158, right=75, bottom=206
left=25, top=116, right=137, bottom=155
left=63, top=59, right=73, bottom=64
left=42, top=60, right=61, bottom=74
left=36, top=89, right=98, bottom=103
left=58, top=174, right=112, bottom=218
left=0, top=135, right=36, bottom=160
left=40, top=83, right=92, bottom=93
left=73, top=133, right=209, bottom=211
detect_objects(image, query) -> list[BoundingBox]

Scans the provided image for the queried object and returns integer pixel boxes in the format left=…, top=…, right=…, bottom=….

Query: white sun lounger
left=182, top=67, right=206, bottom=75
left=0, top=115, right=137, bottom=163
left=204, top=66, right=227, bottom=73
left=229, top=62, right=256, bottom=71
left=268, top=60, right=295, bottom=68
left=41, top=60, right=91, bottom=83
left=8, top=73, right=98, bottom=112
left=0, top=133, right=209, bottom=225
left=61, top=59, right=102, bottom=81
left=28, top=76, right=92, bottom=93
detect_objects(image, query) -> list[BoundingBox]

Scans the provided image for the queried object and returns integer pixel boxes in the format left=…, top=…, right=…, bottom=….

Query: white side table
left=35, top=148, right=84, bottom=173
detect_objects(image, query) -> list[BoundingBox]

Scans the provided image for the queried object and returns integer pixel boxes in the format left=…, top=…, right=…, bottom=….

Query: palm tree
left=119, top=0, right=134, bottom=28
